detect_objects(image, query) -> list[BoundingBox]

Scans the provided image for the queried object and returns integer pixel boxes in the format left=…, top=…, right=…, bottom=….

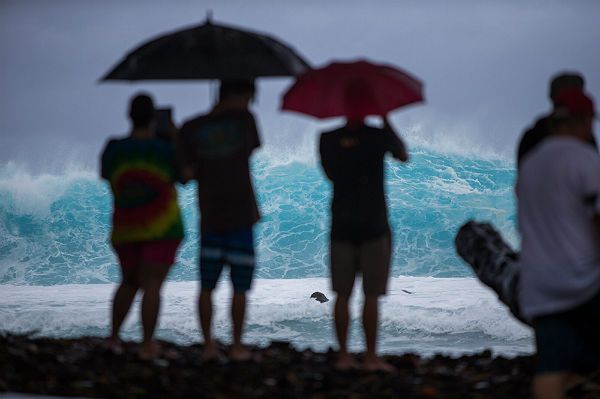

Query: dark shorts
left=534, top=291, right=600, bottom=375
left=200, top=228, right=255, bottom=293
left=113, top=240, right=181, bottom=269
left=330, top=233, right=391, bottom=297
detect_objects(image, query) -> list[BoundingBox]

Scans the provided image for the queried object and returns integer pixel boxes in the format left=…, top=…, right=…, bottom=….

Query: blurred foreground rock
left=1, top=334, right=599, bottom=398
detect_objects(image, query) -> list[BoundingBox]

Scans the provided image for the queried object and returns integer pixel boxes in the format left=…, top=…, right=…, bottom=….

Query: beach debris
left=402, top=289, right=415, bottom=295
left=310, top=292, right=329, bottom=303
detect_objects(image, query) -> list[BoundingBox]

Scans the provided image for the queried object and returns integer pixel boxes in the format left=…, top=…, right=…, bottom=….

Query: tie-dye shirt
left=100, top=137, right=184, bottom=245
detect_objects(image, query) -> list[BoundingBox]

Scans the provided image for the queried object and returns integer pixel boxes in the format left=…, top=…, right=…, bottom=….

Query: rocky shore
left=1, top=333, right=598, bottom=398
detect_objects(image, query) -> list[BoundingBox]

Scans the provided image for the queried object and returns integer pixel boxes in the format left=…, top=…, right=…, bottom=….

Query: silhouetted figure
left=517, top=72, right=597, bottom=169
left=101, top=93, right=184, bottom=360
left=320, top=115, right=408, bottom=372
left=178, top=80, right=260, bottom=362
left=518, top=89, right=600, bottom=399
left=458, top=73, right=600, bottom=328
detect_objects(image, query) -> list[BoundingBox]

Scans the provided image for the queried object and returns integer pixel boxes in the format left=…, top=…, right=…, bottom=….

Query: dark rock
left=310, top=291, right=329, bottom=303
left=1, top=333, right=599, bottom=398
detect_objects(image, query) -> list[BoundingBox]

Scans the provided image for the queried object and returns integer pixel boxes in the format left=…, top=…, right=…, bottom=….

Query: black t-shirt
left=178, top=110, right=261, bottom=232
left=319, top=124, right=406, bottom=242
left=517, top=115, right=598, bottom=169
left=517, top=116, right=550, bottom=170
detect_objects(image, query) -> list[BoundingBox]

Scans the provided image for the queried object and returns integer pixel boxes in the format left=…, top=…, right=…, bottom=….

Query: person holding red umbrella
left=283, top=60, right=423, bottom=371
left=320, top=88, right=408, bottom=372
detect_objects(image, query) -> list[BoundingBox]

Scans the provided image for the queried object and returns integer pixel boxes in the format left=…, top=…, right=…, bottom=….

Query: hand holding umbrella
left=382, top=114, right=409, bottom=162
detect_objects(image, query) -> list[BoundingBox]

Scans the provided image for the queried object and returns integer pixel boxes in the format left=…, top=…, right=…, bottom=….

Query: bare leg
left=363, top=295, right=395, bottom=372
left=230, top=292, right=251, bottom=361
left=109, top=268, right=138, bottom=351
left=334, top=294, right=359, bottom=370
left=533, top=373, right=574, bottom=399
left=138, top=262, right=170, bottom=360
left=199, top=289, right=220, bottom=360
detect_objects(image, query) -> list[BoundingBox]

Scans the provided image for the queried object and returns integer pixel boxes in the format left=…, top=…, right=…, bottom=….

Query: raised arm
left=383, top=115, right=408, bottom=162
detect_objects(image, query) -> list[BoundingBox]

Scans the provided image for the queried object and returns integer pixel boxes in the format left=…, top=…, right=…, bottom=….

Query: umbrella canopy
left=101, top=18, right=310, bottom=81
left=281, top=60, right=424, bottom=119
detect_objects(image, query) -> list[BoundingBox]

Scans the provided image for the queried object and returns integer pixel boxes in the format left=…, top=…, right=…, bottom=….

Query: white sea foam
left=0, top=162, right=96, bottom=217
left=0, top=277, right=532, bottom=357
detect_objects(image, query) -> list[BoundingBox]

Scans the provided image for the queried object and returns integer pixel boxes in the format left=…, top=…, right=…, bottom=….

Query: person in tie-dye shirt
left=100, top=93, right=184, bottom=360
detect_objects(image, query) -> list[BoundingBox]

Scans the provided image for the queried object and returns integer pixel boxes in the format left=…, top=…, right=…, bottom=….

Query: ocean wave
left=0, top=148, right=517, bottom=285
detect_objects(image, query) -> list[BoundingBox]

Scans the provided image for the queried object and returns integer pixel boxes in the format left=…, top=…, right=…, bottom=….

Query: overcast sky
left=1, top=0, right=599, bottom=172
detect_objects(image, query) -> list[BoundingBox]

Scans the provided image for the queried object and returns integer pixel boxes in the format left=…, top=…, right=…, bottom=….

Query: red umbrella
left=281, top=59, right=424, bottom=119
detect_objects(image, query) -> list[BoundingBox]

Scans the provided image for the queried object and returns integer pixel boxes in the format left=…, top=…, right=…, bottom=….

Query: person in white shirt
left=517, top=88, right=600, bottom=399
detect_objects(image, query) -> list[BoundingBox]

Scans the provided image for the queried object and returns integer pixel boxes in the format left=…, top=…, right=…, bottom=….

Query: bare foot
left=202, top=341, right=221, bottom=361
left=139, top=341, right=161, bottom=361
left=335, top=352, right=360, bottom=371
left=230, top=344, right=252, bottom=362
left=104, top=337, right=123, bottom=355
left=363, top=355, right=396, bottom=373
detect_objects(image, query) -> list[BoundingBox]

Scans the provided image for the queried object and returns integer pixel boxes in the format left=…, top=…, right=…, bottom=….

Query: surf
left=0, top=277, right=532, bottom=356
left=0, top=147, right=516, bottom=285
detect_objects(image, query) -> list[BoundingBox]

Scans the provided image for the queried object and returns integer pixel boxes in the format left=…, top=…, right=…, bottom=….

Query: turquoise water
left=0, top=149, right=531, bottom=355
left=0, top=148, right=516, bottom=285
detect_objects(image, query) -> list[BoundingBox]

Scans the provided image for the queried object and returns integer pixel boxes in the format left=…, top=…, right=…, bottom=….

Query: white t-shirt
left=517, top=136, right=600, bottom=320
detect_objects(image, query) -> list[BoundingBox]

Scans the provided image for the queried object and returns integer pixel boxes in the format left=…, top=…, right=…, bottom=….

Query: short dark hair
left=219, top=79, right=256, bottom=101
left=549, top=72, right=585, bottom=102
left=129, top=93, right=155, bottom=129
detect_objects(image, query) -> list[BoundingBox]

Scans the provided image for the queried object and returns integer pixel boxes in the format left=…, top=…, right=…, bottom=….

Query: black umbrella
left=101, top=17, right=310, bottom=81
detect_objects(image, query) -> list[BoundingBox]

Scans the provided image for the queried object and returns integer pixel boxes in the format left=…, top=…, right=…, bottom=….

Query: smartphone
left=155, top=107, right=174, bottom=141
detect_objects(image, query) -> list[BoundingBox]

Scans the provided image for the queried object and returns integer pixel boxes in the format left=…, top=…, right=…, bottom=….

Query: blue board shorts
left=200, top=228, right=255, bottom=293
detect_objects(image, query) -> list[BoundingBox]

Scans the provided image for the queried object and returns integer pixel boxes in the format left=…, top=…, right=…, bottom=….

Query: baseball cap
left=552, top=88, right=596, bottom=118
